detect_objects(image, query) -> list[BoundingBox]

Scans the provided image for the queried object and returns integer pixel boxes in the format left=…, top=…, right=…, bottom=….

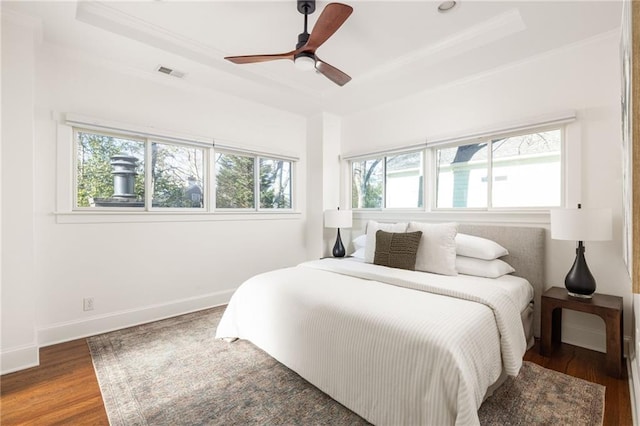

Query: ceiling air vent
left=156, top=65, right=185, bottom=78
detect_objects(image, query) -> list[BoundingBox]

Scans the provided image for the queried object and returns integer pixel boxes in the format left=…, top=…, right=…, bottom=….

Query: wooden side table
left=540, top=286, right=623, bottom=378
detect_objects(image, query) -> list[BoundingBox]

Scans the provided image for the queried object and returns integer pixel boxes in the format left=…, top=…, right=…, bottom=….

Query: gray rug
left=88, top=306, right=605, bottom=425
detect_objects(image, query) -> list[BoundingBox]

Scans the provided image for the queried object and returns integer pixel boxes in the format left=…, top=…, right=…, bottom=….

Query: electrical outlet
left=83, top=297, right=94, bottom=311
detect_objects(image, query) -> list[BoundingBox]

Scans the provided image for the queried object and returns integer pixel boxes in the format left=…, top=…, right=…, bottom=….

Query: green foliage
left=152, top=143, right=204, bottom=208
left=76, top=132, right=145, bottom=207
left=351, top=159, right=382, bottom=208
left=77, top=132, right=206, bottom=209
left=215, top=153, right=255, bottom=208
left=259, top=159, right=291, bottom=209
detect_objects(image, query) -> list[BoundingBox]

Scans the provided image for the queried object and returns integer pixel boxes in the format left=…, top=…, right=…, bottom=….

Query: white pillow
left=364, top=220, right=408, bottom=263
left=352, top=247, right=365, bottom=259
left=456, top=256, right=515, bottom=278
left=455, top=233, right=509, bottom=260
left=352, top=234, right=367, bottom=250
left=406, top=222, right=458, bottom=276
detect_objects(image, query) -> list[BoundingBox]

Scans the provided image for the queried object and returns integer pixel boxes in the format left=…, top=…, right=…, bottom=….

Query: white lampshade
left=550, top=207, right=612, bottom=241
left=324, top=209, right=352, bottom=229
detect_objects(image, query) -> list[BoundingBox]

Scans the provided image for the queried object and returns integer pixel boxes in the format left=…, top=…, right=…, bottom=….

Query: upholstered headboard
left=458, top=224, right=545, bottom=337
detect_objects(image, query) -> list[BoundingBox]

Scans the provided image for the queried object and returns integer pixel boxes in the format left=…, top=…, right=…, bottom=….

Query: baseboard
left=560, top=322, right=607, bottom=353
left=37, top=289, right=235, bottom=348
left=1, top=343, right=39, bottom=375
left=628, top=354, right=639, bottom=426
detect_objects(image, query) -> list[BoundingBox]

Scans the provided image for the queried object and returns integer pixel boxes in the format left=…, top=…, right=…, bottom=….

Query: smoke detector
left=156, top=65, right=185, bottom=78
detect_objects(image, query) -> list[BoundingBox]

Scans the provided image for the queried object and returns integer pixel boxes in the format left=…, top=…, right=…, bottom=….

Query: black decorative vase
left=332, top=228, right=345, bottom=257
left=565, top=242, right=596, bottom=298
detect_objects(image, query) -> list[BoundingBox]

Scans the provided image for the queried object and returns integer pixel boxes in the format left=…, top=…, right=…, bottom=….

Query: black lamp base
left=332, top=228, right=345, bottom=257
left=565, top=241, right=596, bottom=298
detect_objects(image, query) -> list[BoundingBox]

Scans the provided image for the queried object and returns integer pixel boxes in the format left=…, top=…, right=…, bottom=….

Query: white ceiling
left=4, top=1, right=623, bottom=116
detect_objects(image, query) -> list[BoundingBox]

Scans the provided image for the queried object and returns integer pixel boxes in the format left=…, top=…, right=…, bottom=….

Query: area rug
left=88, top=306, right=605, bottom=425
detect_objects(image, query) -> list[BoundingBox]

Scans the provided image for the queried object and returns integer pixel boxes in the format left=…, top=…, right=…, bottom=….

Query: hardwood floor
left=524, top=341, right=633, bottom=426
left=1, top=338, right=633, bottom=425
left=1, top=339, right=109, bottom=425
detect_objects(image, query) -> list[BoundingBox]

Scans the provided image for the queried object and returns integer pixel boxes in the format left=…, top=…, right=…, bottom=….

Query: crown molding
left=75, top=1, right=323, bottom=99
left=1, top=7, right=43, bottom=44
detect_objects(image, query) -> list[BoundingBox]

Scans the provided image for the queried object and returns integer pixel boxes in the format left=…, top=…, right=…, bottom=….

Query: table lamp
left=324, top=207, right=353, bottom=257
left=550, top=204, right=612, bottom=298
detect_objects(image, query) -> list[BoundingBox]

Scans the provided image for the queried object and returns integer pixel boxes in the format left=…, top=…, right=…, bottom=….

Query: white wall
left=1, top=11, right=40, bottom=373
left=306, top=112, right=345, bottom=259
left=1, top=17, right=310, bottom=372
left=341, top=32, right=632, bottom=352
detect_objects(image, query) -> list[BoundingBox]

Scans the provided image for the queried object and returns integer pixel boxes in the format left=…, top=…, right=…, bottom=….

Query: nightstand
left=540, top=286, right=623, bottom=378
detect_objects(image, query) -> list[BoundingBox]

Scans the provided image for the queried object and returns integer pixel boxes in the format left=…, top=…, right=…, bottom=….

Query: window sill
left=54, top=210, right=302, bottom=224
left=352, top=209, right=550, bottom=225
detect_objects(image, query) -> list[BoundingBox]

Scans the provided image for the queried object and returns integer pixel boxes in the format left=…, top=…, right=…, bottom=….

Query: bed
left=216, top=223, right=545, bottom=425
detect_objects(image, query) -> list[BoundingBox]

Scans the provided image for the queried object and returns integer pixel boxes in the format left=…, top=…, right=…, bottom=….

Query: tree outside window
left=352, top=159, right=383, bottom=208
left=215, top=153, right=255, bottom=208
left=76, top=131, right=145, bottom=207
left=260, top=158, right=292, bottom=209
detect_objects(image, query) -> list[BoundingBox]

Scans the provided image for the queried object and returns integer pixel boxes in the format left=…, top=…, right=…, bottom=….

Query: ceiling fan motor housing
left=296, top=32, right=310, bottom=49
left=297, top=0, right=316, bottom=15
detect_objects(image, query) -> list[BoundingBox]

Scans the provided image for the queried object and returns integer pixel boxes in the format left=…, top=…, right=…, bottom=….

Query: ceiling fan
left=224, top=0, right=353, bottom=86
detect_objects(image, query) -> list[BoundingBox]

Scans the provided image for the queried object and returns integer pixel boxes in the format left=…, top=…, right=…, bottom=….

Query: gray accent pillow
left=373, top=230, right=423, bottom=271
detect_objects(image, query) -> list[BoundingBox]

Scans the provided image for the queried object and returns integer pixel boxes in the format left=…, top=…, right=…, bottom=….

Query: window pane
left=351, top=158, right=383, bottom=208
left=76, top=131, right=145, bottom=208
left=215, top=153, right=255, bottom=208
left=385, top=152, right=423, bottom=208
left=151, top=142, right=205, bottom=208
left=491, top=130, right=562, bottom=208
left=436, top=143, right=488, bottom=208
left=260, top=158, right=292, bottom=209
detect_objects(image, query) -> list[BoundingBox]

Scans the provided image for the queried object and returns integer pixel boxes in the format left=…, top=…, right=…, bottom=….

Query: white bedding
left=216, top=258, right=534, bottom=425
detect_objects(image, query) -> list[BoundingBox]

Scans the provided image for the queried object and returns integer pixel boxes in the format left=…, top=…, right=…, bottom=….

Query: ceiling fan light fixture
left=294, top=53, right=316, bottom=71
left=438, top=1, right=457, bottom=13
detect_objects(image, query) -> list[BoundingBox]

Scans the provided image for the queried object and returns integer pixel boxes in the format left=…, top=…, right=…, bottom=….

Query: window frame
left=58, top=115, right=299, bottom=223
left=350, top=148, right=426, bottom=211
left=257, top=154, right=294, bottom=211
left=350, top=156, right=385, bottom=209
left=146, top=138, right=209, bottom=212
left=73, top=128, right=210, bottom=212
left=213, top=148, right=295, bottom=212
left=432, top=125, right=565, bottom=211
left=348, top=124, right=566, bottom=212
left=73, top=127, right=148, bottom=211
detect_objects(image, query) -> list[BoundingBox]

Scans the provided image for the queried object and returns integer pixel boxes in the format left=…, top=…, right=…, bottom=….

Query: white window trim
left=430, top=127, right=565, bottom=211
left=348, top=112, right=576, bottom=214
left=56, top=115, right=300, bottom=223
left=213, top=149, right=295, bottom=212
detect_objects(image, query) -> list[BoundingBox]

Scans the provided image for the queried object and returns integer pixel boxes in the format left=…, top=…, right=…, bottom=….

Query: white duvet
left=216, top=259, right=533, bottom=425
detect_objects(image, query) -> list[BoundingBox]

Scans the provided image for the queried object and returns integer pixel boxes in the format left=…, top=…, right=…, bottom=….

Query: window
left=436, top=143, right=488, bottom=208
left=152, top=142, right=205, bottom=208
left=490, top=130, right=561, bottom=208
left=214, top=151, right=293, bottom=210
left=351, top=151, right=423, bottom=209
left=435, top=129, right=562, bottom=209
left=260, top=158, right=292, bottom=209
left=350, top=127, right=563, bottom=211
left=76, top=131, right=146, bottom=208
left=215, top=152, right=255, bottom=209
left=352, top=158, right=383, bottom=208
left=73, top=127, right=295, bottom=212
left=386, top=151, right=424, bottom=208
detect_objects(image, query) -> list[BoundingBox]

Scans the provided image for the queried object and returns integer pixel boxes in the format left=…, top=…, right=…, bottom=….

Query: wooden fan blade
left=305, top=3, right=353, bottom=52
left=315, top=59, right=351, bottom=86
left=225, top=51, right=296, bottom=64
